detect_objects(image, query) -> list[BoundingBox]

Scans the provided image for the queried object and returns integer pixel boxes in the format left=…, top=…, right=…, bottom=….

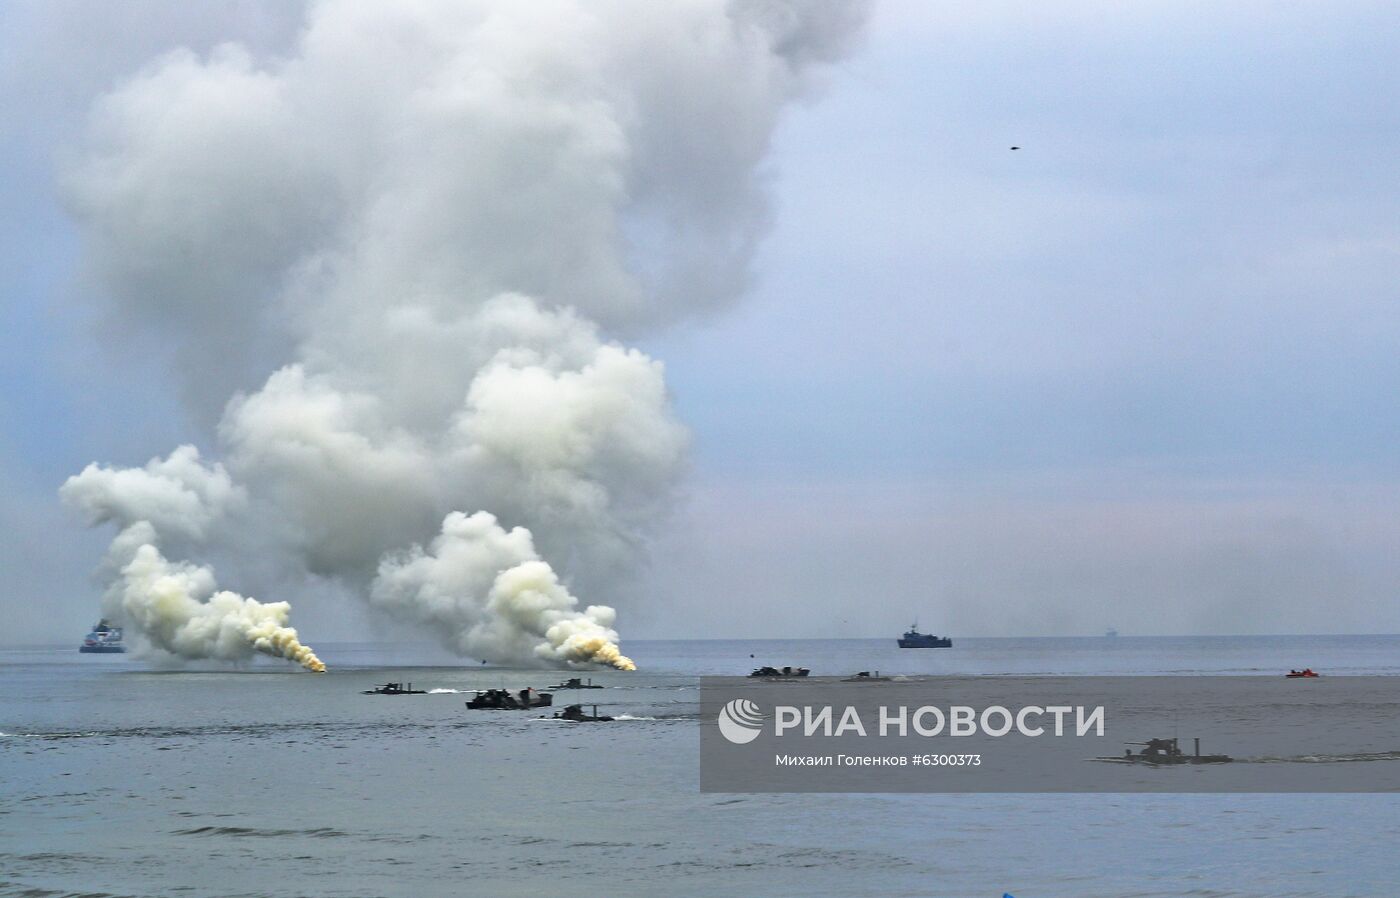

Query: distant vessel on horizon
left=1105, top=627, right=1119, bottom=638
left=897, top=622, right=951, bottom=649
left=79, top=619, right=125, bottom=654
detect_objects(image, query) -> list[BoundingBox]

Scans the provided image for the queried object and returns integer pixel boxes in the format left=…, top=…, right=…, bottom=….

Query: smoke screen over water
left=58, top=1, right=870, bottom=669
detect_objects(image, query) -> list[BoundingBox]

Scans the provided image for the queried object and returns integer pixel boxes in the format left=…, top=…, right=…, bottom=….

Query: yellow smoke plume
left=117, top=536, right=327, bottom=672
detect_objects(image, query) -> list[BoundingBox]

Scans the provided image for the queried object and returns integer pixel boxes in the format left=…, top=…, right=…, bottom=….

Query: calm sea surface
left=4, top=636, right=1399, bottom=897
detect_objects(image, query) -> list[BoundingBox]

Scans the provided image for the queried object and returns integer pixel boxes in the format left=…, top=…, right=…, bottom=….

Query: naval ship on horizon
left=78, top=619, right=125, bottom=653
left=897, top=621, right=952, bottom=648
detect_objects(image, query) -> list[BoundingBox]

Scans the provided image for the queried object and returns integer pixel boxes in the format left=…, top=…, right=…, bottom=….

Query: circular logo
left=717, top=698, right=765, bottom=744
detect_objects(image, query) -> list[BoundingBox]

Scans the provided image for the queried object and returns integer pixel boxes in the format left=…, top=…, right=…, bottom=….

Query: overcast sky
left=2, top=0, right=1398, bottom=643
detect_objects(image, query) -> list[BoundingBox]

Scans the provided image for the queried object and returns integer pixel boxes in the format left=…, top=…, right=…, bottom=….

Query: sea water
left=3, top=636, right=1399, bottom=897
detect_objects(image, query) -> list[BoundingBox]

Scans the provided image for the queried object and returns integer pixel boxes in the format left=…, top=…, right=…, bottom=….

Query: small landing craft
left=897, top=622, right=951, bottom=649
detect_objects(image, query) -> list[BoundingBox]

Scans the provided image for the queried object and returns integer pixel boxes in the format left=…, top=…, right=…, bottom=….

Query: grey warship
left=897, top=622, right=951, bottom=648
left=79, top=619, right=125, bottom=654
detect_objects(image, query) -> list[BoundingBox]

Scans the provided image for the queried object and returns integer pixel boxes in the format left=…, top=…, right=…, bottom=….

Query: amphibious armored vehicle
left=362, top=682, right=427, bottom=695
left=547, top=677, right=603, bottom=690
left=548, top=704, right=614, bottom=722
left=1107, top=737, right=1232, bottom=765
left=465, top=688, right=553, bottom=710
left=748, top=665, right=810, bottom=678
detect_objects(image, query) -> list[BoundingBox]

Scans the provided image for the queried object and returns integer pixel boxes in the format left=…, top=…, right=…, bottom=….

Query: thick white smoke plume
left=374, top=512, right=634, bottom=670
left=61, top=1, right=869, bottom=668
left=61, top=449, right=324, bottom=671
